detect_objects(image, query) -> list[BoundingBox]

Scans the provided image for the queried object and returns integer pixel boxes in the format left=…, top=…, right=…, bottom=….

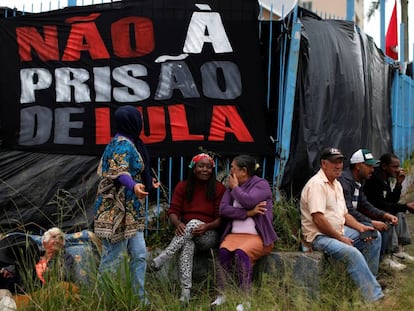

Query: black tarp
left=280, top=11, right=397, bottom=198
left=0, top=150, right=99, bottom=232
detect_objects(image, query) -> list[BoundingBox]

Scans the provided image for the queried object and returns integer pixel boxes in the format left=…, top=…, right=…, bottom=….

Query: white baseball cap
left=350, top=149, right=379, bottom=166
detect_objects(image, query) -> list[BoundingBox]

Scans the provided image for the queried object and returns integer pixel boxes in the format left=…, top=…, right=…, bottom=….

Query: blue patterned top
left=94, top=135, right=146, bottom=243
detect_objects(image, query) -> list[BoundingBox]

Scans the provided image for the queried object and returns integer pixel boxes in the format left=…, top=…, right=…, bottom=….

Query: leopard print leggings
left=153, top=219, right=218, bottom=290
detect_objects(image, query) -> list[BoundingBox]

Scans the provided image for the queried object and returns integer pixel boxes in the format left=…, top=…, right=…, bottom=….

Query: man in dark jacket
left=364, top=153, right=414, bottom=265
left=338, top=149, right=401, bottom=270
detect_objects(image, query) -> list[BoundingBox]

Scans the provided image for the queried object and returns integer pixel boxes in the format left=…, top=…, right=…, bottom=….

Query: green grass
left=13, top=261, right=414, bottom=310
left=15, top=221, right=414, bottom=311
left=9, top=191, right=414, bottom=310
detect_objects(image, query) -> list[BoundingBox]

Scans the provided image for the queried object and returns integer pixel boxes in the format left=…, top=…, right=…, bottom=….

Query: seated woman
left=211, top=155, right=278, bottom=309
left=148, top=153, right=226, bottom=303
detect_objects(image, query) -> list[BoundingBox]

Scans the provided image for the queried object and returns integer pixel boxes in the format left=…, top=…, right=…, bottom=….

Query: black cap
left=320, top=147, right=346, bottom=161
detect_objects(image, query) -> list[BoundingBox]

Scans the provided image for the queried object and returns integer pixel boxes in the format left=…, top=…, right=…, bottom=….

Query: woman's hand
left=152, top=178, right=160, bottom=189
left=134, top=183, right=149, bottom=199
left=228, top=173, right=239, bottom=189
left=175, top=222, right=186, bottom=236
left=192, top=223, right=208, bottom=236
left=246, top=201, right=267, bottom=217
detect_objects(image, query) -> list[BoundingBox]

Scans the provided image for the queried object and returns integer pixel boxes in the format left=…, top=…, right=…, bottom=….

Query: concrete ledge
left=150, top=249, right=325, bottom=297
left=256, top=251, right=324, bottom=297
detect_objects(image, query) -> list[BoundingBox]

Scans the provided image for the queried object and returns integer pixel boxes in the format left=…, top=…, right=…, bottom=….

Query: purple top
left=219, top=175, right=278, bottom=246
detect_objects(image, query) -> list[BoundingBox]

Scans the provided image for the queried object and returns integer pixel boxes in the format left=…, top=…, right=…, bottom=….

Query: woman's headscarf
left=188, top=153, right=215, bottom=168
left=114, top=105, right=153, bottom=190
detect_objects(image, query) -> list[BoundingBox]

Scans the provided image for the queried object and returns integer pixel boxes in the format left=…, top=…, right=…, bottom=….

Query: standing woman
left=211, top=155, right=277, bottom=309
left=148, top=153, right=226, bottom=303
left=94, top=105, right=158, bottom=304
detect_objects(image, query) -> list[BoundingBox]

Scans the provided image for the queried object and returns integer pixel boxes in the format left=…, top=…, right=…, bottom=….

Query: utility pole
left=401, top=0, right=409, bottom=61
left=346, top=0, right=354, bottom=21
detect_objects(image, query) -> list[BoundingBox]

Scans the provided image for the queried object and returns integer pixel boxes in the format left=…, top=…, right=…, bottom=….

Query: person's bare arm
left=344, top=213, right=375, bottom=233
left=371, top=220, right=389, bottom=232
left=312, top=212, right=353, bottom=246
left=344, top=213, right=379, bottom=241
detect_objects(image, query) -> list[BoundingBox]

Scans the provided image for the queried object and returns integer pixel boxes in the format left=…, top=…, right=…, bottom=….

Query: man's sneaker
left=393, top=251, right=414, bottom=262
left=211, top=294, right=227, bottom=306
left=179, top=289, right=191, bottom=303
left=382, top=257, right=407, bottom=271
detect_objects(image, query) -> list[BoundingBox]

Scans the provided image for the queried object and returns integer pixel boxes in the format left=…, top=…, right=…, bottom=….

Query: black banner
left=0, top=0, right=272, bottom=156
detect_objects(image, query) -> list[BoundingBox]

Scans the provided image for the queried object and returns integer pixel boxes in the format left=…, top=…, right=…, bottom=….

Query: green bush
left=272, top=198, right=302, bottom=251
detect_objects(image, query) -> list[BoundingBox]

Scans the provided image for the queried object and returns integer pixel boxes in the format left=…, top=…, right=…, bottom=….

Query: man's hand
left=359, top=225, right=377, bottom=242
left=338, top=235, right=354, bottom=246
left=384, top=213, right=398, bottom=225
left=0, top=266, right=15, bottom=278
left=406, top=202, right=414, bottom=213
left=397, top=168, right=406, bottom=185
left=372, top=220, right=389, bottom=232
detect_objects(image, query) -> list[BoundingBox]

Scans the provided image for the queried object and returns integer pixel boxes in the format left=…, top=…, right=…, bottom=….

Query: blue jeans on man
left=312, top=226, right=383, bottom=302
left=381, top=212, right=411, bottom=255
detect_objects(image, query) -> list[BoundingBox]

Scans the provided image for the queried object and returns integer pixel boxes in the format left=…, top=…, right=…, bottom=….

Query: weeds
left=272, top=198, right=301, bottom=251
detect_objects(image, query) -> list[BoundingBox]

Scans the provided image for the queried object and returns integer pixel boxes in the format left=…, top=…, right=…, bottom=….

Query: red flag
left=386, top=0, right=398, bottom=60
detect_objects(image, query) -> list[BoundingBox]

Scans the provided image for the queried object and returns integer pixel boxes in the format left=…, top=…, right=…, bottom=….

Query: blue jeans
left=352, top=224, right=382, bottom=276
left=312, top=226, right=383, bottom=302
left=381, top=212, right=411, bottom=255
left=99, top=231, right=147, bottom=301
